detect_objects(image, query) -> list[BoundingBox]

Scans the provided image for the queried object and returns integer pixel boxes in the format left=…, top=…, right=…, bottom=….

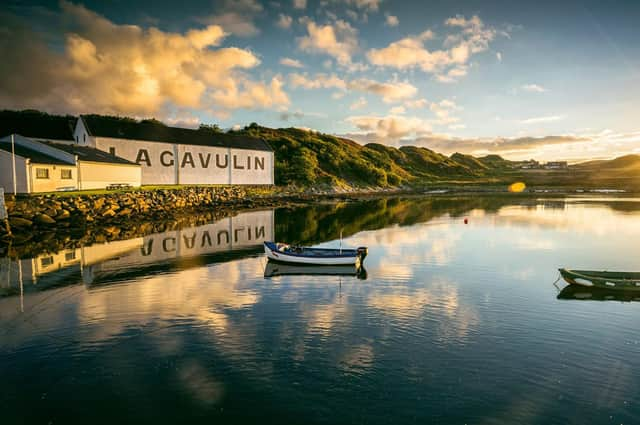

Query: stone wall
left=2, top=186, right=252, bottom=240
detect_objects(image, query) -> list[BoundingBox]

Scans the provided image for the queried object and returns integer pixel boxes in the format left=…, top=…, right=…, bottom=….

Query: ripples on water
left=1, top=196, right=640, bottom=424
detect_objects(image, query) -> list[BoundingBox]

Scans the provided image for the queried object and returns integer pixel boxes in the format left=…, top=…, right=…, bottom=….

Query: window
left=61, top=169, right=72, bottom=179
left=83, top=134, right=86, bottom=143
left=65, top=251, right=76, bottom=261
left=40, top=256, right=54, bottom=267
left=36, top=168, right=49, bottom=179
left=109, top=147, right=116, bottom=156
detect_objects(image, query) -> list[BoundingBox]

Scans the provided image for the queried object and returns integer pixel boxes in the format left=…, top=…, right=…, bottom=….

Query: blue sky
left=2, top=0, right=639, bottom=160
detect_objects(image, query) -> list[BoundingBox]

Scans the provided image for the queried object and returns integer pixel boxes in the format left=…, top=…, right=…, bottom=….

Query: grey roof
left=0, top=142, right=74, bottom=165
left=81, top=115, right=273, bottom=152
left=45, top=142, right=138, bottom=166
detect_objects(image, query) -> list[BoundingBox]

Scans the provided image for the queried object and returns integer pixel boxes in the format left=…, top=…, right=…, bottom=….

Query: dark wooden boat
left=559, top=268, right=640, bottom=290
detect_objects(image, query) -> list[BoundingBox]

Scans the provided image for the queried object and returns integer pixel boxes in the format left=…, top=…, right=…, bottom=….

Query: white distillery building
left=0, top=135, right=141, bottom=193
left=74, top=116, right=274, bottom=186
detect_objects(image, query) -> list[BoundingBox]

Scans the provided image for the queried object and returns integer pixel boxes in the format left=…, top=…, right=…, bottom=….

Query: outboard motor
left=357, top=246, right=368, bottom=260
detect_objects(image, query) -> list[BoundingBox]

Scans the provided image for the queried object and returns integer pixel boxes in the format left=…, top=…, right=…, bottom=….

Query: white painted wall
left=93, top=136, right=273, bottom=185
left=94, top=137, right=176, bottom=185
left=28, top=163, right=78, bottom=193
left=74, top=118, right=93, bottom=146
left=78, top=161, right=142, bottom=190
left=0, top=150, right=29, bottom=193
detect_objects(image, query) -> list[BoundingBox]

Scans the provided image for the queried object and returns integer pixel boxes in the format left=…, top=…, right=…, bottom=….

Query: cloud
left=199, top=0, right=264, bottom=37
left=521, top=84, right=547, bottom=93
left=289, top=72, right=347, bottom=89
left=345, top=114, right=432, bottom=140
left=389, top=105, right=405, bottom=114
left=404, top=98, right=429, bottom=109
left=350, top=97, right=367, bottom=110
left=288, top=73, right=417, bottom=103
left=367, top=15, right=499, bottom=82
left=276, top=13, right=293, bottom=29
left=0, top=2, right=289, bottom=119
left=297, top=18, right=359, bottom=67
left=520, top=115, right=565, bottom=124
left=293, top=0, right=307, bottom=9
left=385, top=14, right=399, bottom=27
left=348, top=78, right=417, bottom=103
left=341, top=0, right=382, bottom=12
left=496, top=52, right=502, bottom=61
left=280, top=57, right=304, bottom=68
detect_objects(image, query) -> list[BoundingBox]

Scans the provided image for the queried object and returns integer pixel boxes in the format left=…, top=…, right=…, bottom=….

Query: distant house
left=544, top=161, right=568, bottom=169
left=519, top=160, right=540, bottom=169
left=0, top=135, right=141, bottom=193
left=74, top=115, right=274, bottom=185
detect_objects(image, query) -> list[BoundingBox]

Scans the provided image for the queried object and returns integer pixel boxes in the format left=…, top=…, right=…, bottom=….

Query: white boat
left=263, top=241, right=368, bottom=266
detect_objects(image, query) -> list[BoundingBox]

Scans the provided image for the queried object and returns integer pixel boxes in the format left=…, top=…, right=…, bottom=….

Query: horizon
left=1, top=0, right=639, bottom=161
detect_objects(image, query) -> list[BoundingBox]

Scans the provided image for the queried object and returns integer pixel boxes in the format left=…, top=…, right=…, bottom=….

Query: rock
left=43, top=208, right=58, bottom=217
left=9, top=217, right=33, bottom=228
left=35, top=214, right=56, bottom=225
left=102, top=209, right=116, bottom=218
left=118, top=208, right=132, bottom=216
left=56, top=209, right=71, bottom=220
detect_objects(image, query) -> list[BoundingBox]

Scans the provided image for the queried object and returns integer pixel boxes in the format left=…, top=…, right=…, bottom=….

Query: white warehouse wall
left=77, top=161, right=142, bottom=190
left=0, top=150, right=29, bottom=193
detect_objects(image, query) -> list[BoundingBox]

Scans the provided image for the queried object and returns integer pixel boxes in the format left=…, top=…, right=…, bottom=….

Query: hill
left=232, top=124, right=513, bottom=187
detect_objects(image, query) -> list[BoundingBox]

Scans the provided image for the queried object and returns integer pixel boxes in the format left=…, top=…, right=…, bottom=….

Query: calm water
left=2, top=196, right=640, bottom=424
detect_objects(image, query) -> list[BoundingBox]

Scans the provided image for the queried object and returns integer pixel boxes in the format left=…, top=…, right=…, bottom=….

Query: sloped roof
left=81, top=115, right=272, bottom=152
left=0, top=110, right=75, bottom=140
left=45, top=142, right=138, bottom=166
left=0, top=142, right=74, bottom=165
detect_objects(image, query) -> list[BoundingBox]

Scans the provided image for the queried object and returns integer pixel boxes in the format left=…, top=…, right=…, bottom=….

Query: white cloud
left=293, top=0, right=307, bottom=9
left=520, top=115, right=565, bottom=124
left=350, top=97, right=367, bottom=110
left=346, top=114, right=432, bottom=140
left=280, top=57, right=305, bottom=68
left=297, top=18, right=359, bottom=67
left=341, top=0, right=382, bottom=12
left=385, top=14, right=399, bottom=27
left=521, top=84, right=547, bottom=93
left=0, top=2, right=289, bottom=118
left=389, top=105, right=405, bottom=114
left=348, top=78, right=417, bottom=103
left=367, top=15, right=499, bottom=82
left=289, top=73, right=417, bottom=103
left=404, top=98, right=428, bottom=109
left=496, top=51, right=502, bottom=61
left=276, top=14, right=293, bottom=29
left=199, top=0, right=264, bottom=37
left=289, top=72, right=347, bottom=89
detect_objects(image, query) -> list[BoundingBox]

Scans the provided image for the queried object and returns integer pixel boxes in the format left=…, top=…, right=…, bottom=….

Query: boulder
left=102, top=209, right=116, bottom=218
left=56, top=209, right=71, bottom=220
left=35, top=214, right=56, bottom=225
left=9, top=217, right=33, bottom=228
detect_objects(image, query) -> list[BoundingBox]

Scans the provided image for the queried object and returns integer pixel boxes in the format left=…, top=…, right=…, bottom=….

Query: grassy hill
left=232, top=124, right=514, bottom=188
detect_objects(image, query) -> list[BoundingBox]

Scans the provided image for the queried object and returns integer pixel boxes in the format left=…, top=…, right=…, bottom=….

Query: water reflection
left=264, top=262, right=367, bottom=279
left=2, top=195, right=640, bottom=424
left=557, top=284, right=640, bottom=302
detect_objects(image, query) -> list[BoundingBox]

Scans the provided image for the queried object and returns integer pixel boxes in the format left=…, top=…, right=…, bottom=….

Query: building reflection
left=0, top=210, right=274, bottom=296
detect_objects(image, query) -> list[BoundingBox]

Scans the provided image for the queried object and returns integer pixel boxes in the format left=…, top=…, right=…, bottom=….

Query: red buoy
left=464, top=218, right=468, bottom=224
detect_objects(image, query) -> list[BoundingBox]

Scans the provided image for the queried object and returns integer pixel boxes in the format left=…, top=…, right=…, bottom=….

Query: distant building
left=519, top=159, right=540, bottom=169
left=0, top=135, right=141, bottom=193
left=74, top=115, right=274, bottom=185
left=544, top=161, right=568, bottom=169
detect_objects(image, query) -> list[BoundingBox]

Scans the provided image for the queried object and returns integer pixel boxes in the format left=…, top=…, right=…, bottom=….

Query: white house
left=0, top=135, right=141, bottom=193
left=74, top=115, right=274, bottom=186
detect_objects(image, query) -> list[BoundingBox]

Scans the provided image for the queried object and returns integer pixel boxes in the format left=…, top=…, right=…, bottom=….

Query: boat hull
left=559, top=268, right=640, bottom=290
left=264, top=242, right=363, bottom=266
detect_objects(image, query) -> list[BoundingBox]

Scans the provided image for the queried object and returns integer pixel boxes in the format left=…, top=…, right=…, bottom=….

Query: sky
left=1, top=0, right=639, bottom=161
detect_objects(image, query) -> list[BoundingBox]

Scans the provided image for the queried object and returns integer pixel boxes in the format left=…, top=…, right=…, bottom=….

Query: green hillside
left=233, top=124, right=513, bottom=187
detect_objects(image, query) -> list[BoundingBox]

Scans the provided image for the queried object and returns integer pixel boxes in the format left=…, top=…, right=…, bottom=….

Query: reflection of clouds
left=177, top=360, right=225, bottom=406
left=366, top=279, right=479, bottom=344
left=339, top=343, right=375, bottom=373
